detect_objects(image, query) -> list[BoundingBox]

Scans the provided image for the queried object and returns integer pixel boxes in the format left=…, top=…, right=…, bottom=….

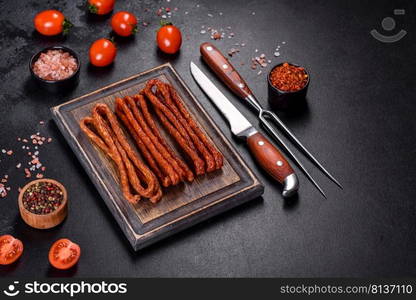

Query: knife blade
left=190, top=62, right=299, bottom=197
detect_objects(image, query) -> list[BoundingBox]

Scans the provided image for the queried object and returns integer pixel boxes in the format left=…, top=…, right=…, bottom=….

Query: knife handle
left=247, top=132, right=299, bottom=197
left=200, top=42, right=253, bottom=99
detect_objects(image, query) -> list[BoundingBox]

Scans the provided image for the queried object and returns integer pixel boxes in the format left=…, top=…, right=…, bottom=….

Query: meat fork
left=200, top=42, right=342, bottom=197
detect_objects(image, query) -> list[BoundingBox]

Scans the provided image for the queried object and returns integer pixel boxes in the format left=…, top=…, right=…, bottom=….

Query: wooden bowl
left=18, top=179, right=68, bottom=229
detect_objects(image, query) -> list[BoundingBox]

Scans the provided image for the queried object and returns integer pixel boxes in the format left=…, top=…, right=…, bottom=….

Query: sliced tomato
left=48, top=238, right=80, bottom=270
left=0, top=235, right=24, bottom=265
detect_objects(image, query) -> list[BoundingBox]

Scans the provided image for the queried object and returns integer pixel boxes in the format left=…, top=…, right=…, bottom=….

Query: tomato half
left=111, top=11, right=138, bottom=37
left=0, top=235, right=24, bottom=265
left=156, top=24, right=182, bottom=54
left=48, top=238, right=80, bottom=270
left=34, top=10, right=72, bottom=36
left=88, top=0, right=115, bottom=15
left=89, top=38, right=117, bottom=67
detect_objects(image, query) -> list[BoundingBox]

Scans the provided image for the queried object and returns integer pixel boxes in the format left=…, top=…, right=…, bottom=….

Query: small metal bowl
left=267, top=62, right=310, bottom=110
left=29, top=46, right=80, bottom=92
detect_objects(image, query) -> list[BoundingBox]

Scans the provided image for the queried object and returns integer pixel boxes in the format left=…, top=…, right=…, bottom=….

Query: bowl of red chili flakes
left=29, top=46, right=80, bottom=92
left=267, top=62, right=310, bottom=110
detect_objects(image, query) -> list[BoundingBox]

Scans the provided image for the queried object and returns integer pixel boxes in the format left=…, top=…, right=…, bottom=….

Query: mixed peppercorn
left=22, top=181, right=63, bottom=215
left=270, top=62, right=308, bottom=92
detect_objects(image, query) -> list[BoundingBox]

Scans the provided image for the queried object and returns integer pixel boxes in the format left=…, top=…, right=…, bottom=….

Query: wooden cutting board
left=51, top=63, right=263, bottom=250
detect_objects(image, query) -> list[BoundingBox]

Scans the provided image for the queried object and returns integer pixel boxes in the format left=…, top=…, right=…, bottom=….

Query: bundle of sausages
left=80, top=79, right=223, bottom=204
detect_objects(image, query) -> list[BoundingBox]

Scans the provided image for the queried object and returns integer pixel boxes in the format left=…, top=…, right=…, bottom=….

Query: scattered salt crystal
left=208, top=13, right=213, bottom=17
left=200, top=30, right=206, bottom=34
left=257, top=70, right=262, bottom=75
left=16, top=163, right=21, bottom=169
left=274, top=52, right=280, bottom=57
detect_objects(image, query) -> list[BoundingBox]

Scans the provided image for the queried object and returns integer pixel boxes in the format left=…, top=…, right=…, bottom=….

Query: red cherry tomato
left=111, top=11, right=138, bottom=37
left=48, top=238, right=81, bottom=270
left=34, top=10, right=72, bottom=36
left=89, top=38, right=117, bottom=67
left=156, top=23, right=182, bottom=54
left=88, top=0, right=115, bottom=15
left=0, top=235, right=24, bottom=265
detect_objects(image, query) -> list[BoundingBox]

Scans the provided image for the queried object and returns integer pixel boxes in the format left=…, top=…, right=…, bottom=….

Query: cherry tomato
left=156, top=23, right=182, bottom=54
left=48, top=238, right=80, bottom=270
left=0, top=235, right=24, bottom=265
left=88, top=0, right=115, bottom=15
left=34, top=10, right=72, bottom=36
left=111, top=11, right=138, bottom=37
left=89, top=38, right=117, bottom=67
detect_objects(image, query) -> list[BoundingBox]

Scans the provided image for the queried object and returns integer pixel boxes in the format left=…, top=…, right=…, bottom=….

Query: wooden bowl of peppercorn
left=18, top=179, right=68, bottom=229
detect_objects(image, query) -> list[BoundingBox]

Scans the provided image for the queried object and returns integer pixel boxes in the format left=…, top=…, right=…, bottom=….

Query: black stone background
left=0, top=0, right=415, bottom=277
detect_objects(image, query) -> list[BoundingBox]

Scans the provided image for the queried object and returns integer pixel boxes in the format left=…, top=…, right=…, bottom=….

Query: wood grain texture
left=247, top=132, right=294, bottom=184
left=200, top=42, right=253, bottom=99
left=51, top=63, right=263, bottom=250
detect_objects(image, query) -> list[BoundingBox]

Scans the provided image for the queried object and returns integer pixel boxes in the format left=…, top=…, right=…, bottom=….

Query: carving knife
left=190, top=62, right=299, bottom=197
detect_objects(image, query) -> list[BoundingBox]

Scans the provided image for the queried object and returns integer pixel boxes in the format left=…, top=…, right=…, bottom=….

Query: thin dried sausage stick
left=144, top=84, right=205, bottom=175
left=134, top=93, right=194, bottom=182
left=123, top=95, right=183, bottom=184
left=144, top=80, right=196, bottom=151
left=128, top=94, right=186, bottom=182
left=92, top=104, right=159, bottom=200
left=155, top=82, right=216, bottom=172
left=168, top=84, right=224, bottom=169
left=151, top=101, right=205, bottom=175
left=115, top=97, right=180, bottom=186
left=80, top=117, right=110, bottom=153
left=91, top=108, right=148, bottom=202
left=116, top=106, right=171, bottom=187
left=80, top=117, right=140, bottom=203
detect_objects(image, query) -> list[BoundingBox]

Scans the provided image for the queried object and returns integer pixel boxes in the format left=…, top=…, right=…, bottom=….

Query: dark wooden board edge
left=132, top=182, right=264, bottom=250
left=51, top=63, right=265, bottom=250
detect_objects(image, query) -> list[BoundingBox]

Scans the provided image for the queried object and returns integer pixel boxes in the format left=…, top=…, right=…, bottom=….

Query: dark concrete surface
left=0, top=0, right=415, bottom=277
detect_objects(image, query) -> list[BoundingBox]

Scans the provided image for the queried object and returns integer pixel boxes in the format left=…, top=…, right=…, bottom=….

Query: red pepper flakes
left=22, top=181, right=63, bottom=215
left=269, top=62, right=308, bottom=92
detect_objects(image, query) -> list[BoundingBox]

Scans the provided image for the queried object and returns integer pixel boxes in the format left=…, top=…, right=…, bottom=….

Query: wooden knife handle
left=247, top=132, right=298, bottom=196
left=200, top=42, right=253, bottom=99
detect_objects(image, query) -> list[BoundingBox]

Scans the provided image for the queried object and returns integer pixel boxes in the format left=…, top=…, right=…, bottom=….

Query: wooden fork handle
left=200, top=42, right=253, bottom=99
